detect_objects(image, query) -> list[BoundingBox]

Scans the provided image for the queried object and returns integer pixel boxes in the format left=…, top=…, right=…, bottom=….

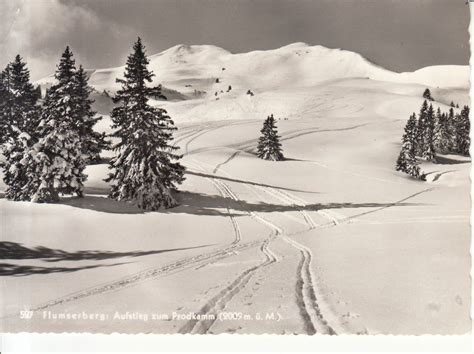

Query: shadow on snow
left=185, top=170, right=319, bottom=194
left=60, top=195, right=144, bottom=214
left=0, top=261, right=129, bottom=277
left=0, top=242, right=214, bottom=263
left=2, top=190, right=422, bottom=217
left=168, top=190, right=422, bottom=216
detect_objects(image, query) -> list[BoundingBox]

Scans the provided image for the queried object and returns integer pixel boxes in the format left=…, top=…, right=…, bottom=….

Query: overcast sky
left=0, top=0, right=470, bottom=80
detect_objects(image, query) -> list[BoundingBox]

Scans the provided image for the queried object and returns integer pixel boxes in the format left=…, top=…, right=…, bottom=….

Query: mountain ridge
left=36, top=43, right=469, bottom=93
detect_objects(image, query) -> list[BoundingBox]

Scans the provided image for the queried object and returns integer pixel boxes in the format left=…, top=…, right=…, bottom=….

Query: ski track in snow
left=183, top=159, right=285, bottom=333
left=199, top=157, right=346, bottom=230
left=174, top=128, right=204, bottom=145
left=178, top=236, right=278, bottom=334
left=5, top=237, right=264, bottom=318
left=282, top=235, right=336, bottom=335
left=213, top=150, right=241, bottom=174
left=254, top=185, right=318, bottom=229
left=179, top=120, right=256, bottom=155
left=185, top=123, right=369, bottom=157
left=192, top=157, right=340, bottom=334
left=188, top=162, right=243, bottom=247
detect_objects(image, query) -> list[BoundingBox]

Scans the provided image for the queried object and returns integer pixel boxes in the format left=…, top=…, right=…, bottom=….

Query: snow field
left=1, top=44, right=470, bottom=334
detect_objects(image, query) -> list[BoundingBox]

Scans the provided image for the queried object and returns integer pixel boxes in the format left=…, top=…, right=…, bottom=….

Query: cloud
left=0, top=0, right=134, bottom=80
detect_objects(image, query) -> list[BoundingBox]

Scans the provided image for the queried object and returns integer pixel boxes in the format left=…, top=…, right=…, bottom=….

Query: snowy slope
left=2, top=75, right=470, bottom=334
left=1, top=43, right=469, bottom=335
left=35, top=42, right=469, bottom=123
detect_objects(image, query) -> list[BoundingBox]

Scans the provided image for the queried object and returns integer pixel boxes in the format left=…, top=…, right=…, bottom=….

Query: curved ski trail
left=190, top=158, right=338, bottom=335
left=282, top=235, right=337, bottom=335
left=178, top=237, right=278, bottom=334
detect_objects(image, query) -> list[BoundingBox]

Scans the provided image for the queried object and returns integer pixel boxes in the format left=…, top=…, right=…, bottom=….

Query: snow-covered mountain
left=34, top=42, right=470, bottom=123
left=36, top=42, right=469, bottom=97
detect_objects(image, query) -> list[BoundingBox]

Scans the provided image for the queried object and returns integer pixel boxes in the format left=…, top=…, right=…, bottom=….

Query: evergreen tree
left=0, top=66, right=11, bottom=145
left=396, top=113, right=424, bottom=180
left=434, top=108, right=450, bottom=153
left=450, top=101, right=455, bottom=108
left=455, top=106, right=470, bottom=156
left=433, top=107, right=442, bottom=142
left=2, top=133, right=35, bottom=200
left=74, top=65, right=109, bottom=163
left=422, top=104, right=436, bottom=161
left=22, top=47, right=86, bottom=202
left=257, top=114, right=284, bottom=161
left=415, top=100, right=429, bottom=155
left=422, top=88, right=433, bottom=101
left=447, top=107, right=457, bottom=152
left=1, top=56, right=41, bottom=201
left=106, top=38, right=185, bottom=210
left=7, top=55, right=40, bottom=135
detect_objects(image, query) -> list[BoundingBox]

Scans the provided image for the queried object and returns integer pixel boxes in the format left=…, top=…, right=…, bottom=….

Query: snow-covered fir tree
left=2, top=133, right=36, bottom=201
left=106, top=38, right=185, bottom=210
left=21, top=47, right=86, bottom=202
left=434, top=108, right=451, bottom=153
left=455, top=106, right=470, bottom=156
left=446, top=106, right=457, bottom=152
left=0, top=56, right=41, bottom=201
left=74, top=65, right=109, bottom=163
left=257, top=114, right=284, bottom=161
left=396, top=113, right=424, bottom=180
left=422, top=103, right=436, bottom=161
left=6, top=55, right=40, bottom=136
left=415, top=100, right=429, bottom=155
left=0, top=66, right=11, bottom=145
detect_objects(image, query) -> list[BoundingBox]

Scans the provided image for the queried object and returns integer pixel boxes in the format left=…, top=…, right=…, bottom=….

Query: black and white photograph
left=0, top=0, right=471, bottom=341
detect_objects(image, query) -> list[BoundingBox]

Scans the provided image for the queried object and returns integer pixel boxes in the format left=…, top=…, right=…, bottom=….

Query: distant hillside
left=36, top=42, right=469, bottom=96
